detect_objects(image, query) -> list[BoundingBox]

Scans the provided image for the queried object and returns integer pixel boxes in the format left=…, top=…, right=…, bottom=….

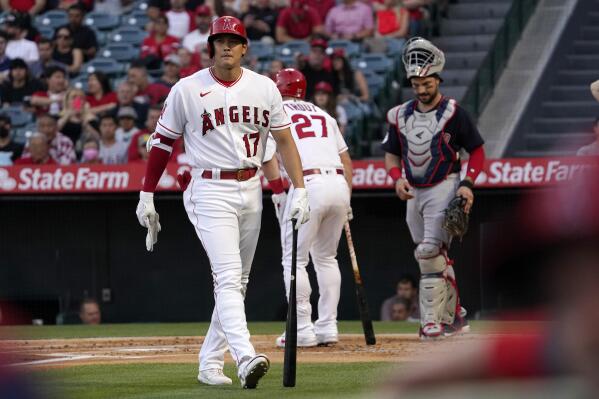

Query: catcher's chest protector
left=395, top=98, right=459, bottom=186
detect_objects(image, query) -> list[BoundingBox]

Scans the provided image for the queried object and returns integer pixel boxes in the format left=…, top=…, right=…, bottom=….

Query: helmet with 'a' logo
left=207, top=16, right=248, bottom=58
left=275, top=68, right=307, bottom=100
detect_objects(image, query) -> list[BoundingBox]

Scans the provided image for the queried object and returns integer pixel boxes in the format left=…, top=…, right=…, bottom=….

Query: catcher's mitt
left=443, top=196, right=469, bottom=240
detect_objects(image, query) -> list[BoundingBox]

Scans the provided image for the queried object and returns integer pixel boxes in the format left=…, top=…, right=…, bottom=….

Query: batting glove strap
left=289, top=187, right=310, bottom=228
left=271, top=192, right=288, bottom=225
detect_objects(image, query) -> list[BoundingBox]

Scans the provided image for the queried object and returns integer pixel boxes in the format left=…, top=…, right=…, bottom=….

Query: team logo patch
left=201, top=110, right=214, bottom=135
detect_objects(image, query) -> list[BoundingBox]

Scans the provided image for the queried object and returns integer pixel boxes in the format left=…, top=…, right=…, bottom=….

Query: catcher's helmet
left=207, top=16, right=248, bottom=58
left=275, top=68, right=307, bottom=100
left=402, top=36, right=445, bottom=79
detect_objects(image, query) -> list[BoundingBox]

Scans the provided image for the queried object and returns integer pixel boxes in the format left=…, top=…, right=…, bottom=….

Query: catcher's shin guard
left=416, top=243, right=450, bottom=333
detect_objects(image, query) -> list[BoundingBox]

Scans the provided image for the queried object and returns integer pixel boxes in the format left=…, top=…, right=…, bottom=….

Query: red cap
left=195, top=5, right=211, bottom=16
left=314, top=81, right=333, bottom=94
left=276, top=68, right=307, bottom=100
left=310, top=38, right=328, bottom=49
left=332, top=48, right=345, bottom=58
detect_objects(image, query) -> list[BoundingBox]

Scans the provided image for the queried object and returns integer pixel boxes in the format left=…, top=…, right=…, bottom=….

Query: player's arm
left=340, top=150, right=352, bottom=195
left=271, top=128, right=304, bottom=189
left=263, top=156, right=288, bottom=225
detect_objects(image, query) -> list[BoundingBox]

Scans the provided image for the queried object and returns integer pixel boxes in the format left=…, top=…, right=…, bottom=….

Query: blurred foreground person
left=380, top=166, right=599, bottom=398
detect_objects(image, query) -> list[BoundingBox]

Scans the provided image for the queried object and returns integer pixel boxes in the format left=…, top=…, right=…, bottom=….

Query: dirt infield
left=3, top=333, right=490, bottom=369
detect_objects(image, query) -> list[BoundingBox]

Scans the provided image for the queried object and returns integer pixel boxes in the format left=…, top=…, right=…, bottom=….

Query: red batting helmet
left=207, top=16, right=248, bottom=58
left=275, top=68, right=307, bottom=100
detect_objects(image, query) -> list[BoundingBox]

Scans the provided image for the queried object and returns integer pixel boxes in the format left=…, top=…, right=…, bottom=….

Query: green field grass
left=0, top=320, right=490, bottom=340
left=35, top=362, right=393, bottom=399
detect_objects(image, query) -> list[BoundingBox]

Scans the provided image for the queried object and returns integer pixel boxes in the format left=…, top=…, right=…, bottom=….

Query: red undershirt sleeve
left=466, top=145, right=485, bottom=182
left=142, top=133, right=176, bottom=192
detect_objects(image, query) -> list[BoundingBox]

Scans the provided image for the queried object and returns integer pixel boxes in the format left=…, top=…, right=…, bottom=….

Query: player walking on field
left=381, top=37, right=485, bottom=339
left=135, top=16, right=310, bottom=388
left=262, top=69, right=353, bottom=348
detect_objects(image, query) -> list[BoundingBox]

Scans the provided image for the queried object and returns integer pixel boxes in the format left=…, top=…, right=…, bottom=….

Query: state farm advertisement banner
left=0, top=157, right=597, bottom=194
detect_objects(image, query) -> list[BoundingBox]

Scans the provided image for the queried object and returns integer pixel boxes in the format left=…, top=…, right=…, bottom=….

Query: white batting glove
left=271, top=192, right=287, bottom=225
left=146, top=132, right=156, bottom=153
left=347, top=206, right=354, bottom=222
left=136, top=191, right=161, bottom=252
left=288, top=187, right=310, bottom=229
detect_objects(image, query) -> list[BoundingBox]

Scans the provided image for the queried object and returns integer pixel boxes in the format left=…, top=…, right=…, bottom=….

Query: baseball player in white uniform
left=135, top=17, right=310, bottom=389
left=381, top=38, right=485, bottom=339
left=262, top=69, right=353, bottom=347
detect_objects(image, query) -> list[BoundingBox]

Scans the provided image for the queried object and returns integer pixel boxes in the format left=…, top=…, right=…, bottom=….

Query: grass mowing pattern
left=0, top=321, right=488, bottom=340
left=35, top=362, right=392, bottom=399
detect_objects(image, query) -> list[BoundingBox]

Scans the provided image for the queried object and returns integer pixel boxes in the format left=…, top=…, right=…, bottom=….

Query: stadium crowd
left=0, top=0, right=436, bottom=166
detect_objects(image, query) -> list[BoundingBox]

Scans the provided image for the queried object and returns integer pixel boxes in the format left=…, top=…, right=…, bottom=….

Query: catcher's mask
left=402, top=37, right=445, bottom=80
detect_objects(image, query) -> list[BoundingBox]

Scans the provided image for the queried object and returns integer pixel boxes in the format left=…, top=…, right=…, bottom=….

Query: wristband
left=388, top=167, right=402, bottom=182
left=268, top=177, right=285, bottom=194
left=458, top=179, right=474, bottom=190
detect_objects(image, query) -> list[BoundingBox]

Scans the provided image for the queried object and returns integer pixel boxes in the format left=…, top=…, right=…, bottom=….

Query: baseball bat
left=344, top=221, right=376, bottom=345
left=283, top=219, right=298, bottom=387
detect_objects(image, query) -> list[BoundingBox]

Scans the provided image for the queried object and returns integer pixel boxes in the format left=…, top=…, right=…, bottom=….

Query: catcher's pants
left=406, top=173, right=459, bottom=247
left=183, top=173, right=262, bottom=371
left=280, top=172, right=350, bottom=336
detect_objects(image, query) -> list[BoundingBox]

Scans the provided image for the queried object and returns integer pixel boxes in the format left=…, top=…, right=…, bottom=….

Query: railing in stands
left=462, top=0, right=539, bottom=120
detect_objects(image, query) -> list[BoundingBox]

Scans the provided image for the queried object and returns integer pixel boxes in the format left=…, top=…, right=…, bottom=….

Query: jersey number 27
left=292, top=114, right=328, bottom=139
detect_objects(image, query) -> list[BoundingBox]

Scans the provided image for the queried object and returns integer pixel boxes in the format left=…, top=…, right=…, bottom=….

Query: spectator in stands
left=199, top=44, right=212, bottom=68
left=576, top=117, right=599, bottom=157
left=114, top=81, right=148, bottom=129
left=79, top=298, right=101, bottom=325
left=0, top=58, right=43, bottom=106
left=93, top=0, right=126, bottom=15
left=177, top=47, right=200, bottom=78
left=98, top=114, right=127, bottom=164
left=325, top=0, right=374, bottom=41
left=311, top=81, right=347, bottom=135
left=52, top=27, right=83, bottom=76
left=30, top=39, right=68, bottom=79
left=147, top=0, right=170, bottom=21
left=115, top=106, right=139, bottom=146
left=373, top=0, right=409, bottom=39
left=0, top=0, right=45, bottom=16
left=157, top=54, right=180, bottom=88
left=166, top=0, right=195, bottom=39
left=14, top=132, right=56, bottom=164
left=401, top=0, right=432, bottom=36
left=27, top=113, right=77, bottom=164
left=304, top=0, right=334, bottom=22
left=221, top=0, right=249, bottom=18
left=134, top=131, right=151, bottom=161
left=242, top=0, right=278, bottom=43
left=380, top=274, right=419, bottom=321
left=31, top=66, right=68, bottom=117
left=59, top=4, right=98, bottom=61
left=141, top=14, right=180, bottom=70
left=127, top=63, right=170, bottom=106
left=387, top=297, right=411, bottom=321
left=182, top=5, right=211, bottom=54
left=331, top=48, right=369, bottom=102
left=79, top=136, right=101, bottom=163
left=298, top=38, right=335, bottom=99
left=57, top=87, right=98, bottom=145
left=86, top=72, right=118, bottom=117
left=128, top=104, right=160, bottom=161
left=275, top=0, right=324, bottom=43
left=0, top=114, right=22, bottom=164
left=0, top=32, right=10, bottom=79
left=4, top=13, right=38, bottom=64
left=266, top=58, right=284, bottom=80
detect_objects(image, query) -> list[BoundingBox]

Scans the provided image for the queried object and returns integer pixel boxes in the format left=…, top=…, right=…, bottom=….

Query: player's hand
left=271, top=192, right=287, bottom=225
left=177, top=170, right=191, bottom=191
left=456, top=186, right=474, bottom=214
left=289, top=187, right=310, bottom=228
left=136, top=191, right=162, bottom=252
left=395, top=178, right=414, bottom=200
left=347, top=206, right=354, bottom=222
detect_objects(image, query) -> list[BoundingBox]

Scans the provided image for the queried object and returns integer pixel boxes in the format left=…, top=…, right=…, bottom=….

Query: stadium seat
left=84, top=12, right=121, bottom=31
left=93, top=28, right=108, bottom=47
left=38, top=26, right=55, bottom=40
left=277, top=40, right=310, bottom=57
left=13, top=123, right=36, bottom=144
left=352, top=53, right=394, bottom=75
left=82, top=58, right=125, bottom=76
left=71, top=74, right=89, bottom=91
left=327, top=40, right=361, bottom=58
left=249, top=41, right=274, bottom=61
left=364, top=73, right=385, bottom=97
left=35, top=10, right=68, bottom=30
left=121, top=10, right=149, bottom=29
left=1, top=107, right=33, bottom=127
left=99, top=43, right=140, bottom=62
left=384, top=38, right=405, bottom=56
left=109, top=27, right=147, bottom=45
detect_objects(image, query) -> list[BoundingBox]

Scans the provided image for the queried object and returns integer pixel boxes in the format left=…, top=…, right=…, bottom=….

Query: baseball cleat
left=443, top=315, right=470, bottom=337
left=238, top=354, right=270, bottom=389
left=316, top=333, right=338, bottom=346
left=275, top=332, right=317, bottom=348
left=198, top=369, right=233, bottom=385
left=419, top=323, right=444, bottom=340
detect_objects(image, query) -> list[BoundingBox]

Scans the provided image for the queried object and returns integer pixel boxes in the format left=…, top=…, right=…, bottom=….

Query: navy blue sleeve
left=453, top=105, right=484, bottom=153
left=381, top=124, right=402, bottom=156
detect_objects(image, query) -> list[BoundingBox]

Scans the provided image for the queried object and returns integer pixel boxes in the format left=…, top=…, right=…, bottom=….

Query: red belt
left=303, top=169, right=344, bottom=176
left=201, top=168, right=258, bottom=181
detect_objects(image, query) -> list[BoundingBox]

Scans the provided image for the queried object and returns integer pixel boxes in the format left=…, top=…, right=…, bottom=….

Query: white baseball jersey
left=156, top=67, right=291, bottom=170
left=281, top=99, right=348, bottom=169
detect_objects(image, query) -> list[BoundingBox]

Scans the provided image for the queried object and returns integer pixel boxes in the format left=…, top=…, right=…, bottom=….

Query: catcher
left=381, top=37, right=485, bottom=339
